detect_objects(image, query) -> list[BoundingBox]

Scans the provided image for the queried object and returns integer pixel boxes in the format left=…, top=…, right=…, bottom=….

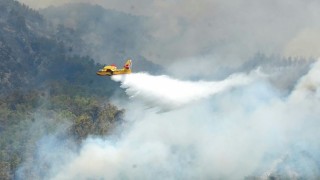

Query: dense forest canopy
left=0, top=0, right=126, bottom=178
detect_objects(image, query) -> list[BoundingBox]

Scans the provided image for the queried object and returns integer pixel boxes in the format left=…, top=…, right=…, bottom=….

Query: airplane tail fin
left=124, top=59, right=132, bottom=70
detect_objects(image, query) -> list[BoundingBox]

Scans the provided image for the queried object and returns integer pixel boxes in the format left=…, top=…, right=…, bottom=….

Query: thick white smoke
left=18, top=60, right=320, bottom=179
left=111, top=72, right=254, bottom=112
left=290, top=59, right=320, bottom=102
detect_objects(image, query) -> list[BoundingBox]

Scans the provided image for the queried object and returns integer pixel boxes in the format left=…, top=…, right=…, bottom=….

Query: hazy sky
left=18, top=0, right=320, bottom=76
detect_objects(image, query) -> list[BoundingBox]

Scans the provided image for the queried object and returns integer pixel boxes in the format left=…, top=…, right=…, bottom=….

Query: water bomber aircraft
left=96, top=59, right=132, bottom=76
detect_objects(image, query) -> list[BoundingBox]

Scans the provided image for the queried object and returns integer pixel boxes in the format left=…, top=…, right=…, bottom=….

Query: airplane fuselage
left=97, top=59, right=132, bottom=76
left=96, top=63, right=132, bottom=76
left=96, top=68, right=131, bottom=76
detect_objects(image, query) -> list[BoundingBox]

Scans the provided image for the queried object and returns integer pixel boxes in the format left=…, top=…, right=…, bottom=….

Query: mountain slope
left=0, top=1, right=126, bottom=178
left=0, top=0, right=121, bottom=95
left=40, top=3, right=163, bottom=74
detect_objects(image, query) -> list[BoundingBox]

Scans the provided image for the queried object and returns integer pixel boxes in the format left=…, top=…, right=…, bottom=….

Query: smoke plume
left=15, top=60, right=320, bottom=179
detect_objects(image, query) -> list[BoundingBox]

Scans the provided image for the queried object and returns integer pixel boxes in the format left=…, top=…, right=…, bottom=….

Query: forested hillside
left=0, top=0, right=123, bottom=95
left=0, top=0, right=126, bottom=178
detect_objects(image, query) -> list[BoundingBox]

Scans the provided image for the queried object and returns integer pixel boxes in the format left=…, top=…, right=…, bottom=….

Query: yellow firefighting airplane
left=96, top=59, right=132, bottom=76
